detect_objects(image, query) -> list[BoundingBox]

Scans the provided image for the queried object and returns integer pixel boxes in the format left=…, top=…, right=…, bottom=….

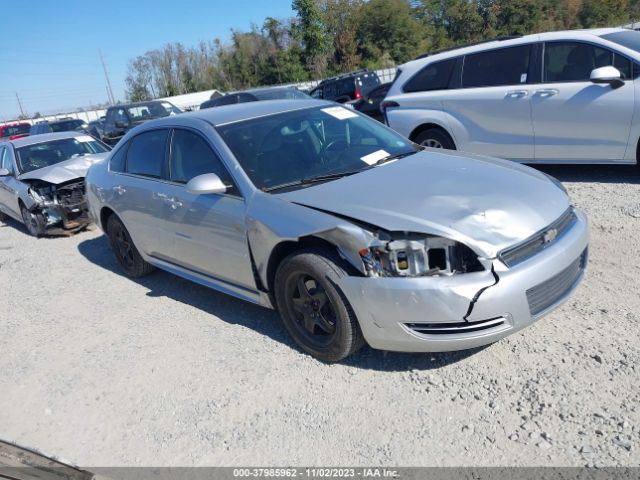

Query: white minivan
left=384, top=28, right=640, bottom=164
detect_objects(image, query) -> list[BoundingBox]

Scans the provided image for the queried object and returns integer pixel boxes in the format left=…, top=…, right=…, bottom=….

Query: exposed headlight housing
left=359, top=233, right=484, bottom=277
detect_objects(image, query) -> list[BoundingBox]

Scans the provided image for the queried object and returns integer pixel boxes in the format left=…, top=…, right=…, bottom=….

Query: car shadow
left=0, top=217, right=31, bottom=236
left=533, top=164, right=640, bottom=184
left=77, top=235, right=484, bottom=372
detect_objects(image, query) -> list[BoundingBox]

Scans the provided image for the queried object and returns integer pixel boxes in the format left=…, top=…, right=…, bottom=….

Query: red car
left=0, top=122, right=30, bottom=141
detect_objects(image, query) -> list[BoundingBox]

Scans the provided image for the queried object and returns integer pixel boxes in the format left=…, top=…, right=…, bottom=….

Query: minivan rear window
left=403, top=58, right=457, bottom=93
left=463, top=45, right=532, bottom=88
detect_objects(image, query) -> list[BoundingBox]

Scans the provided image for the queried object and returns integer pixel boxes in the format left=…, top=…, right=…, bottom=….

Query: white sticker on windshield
left=76, top=136, right=95, bottom=143
left=360, top=149, right=390, bottom=165
left=321, top=106, right=358, bottom=120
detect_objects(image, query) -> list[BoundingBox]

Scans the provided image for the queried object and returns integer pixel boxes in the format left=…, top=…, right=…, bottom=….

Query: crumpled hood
left=18, top=153, right=108, bottom=184
left=278, top=150, right=570, bottom=258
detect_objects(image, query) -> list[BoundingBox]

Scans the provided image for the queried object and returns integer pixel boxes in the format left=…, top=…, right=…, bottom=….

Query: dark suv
left=29, top=118, right=89, bottom=136
left=309, top=70, right=381, bottom=103
left=102, top=101, right=182, bottom=145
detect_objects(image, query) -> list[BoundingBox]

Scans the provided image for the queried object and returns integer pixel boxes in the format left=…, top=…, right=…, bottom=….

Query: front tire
left=414, top=128, right=456, bottom=150
left=274, top=248, right=365, bottom=362
left=106, top=215, right=154, bottom=278
left=20, top=203, right=45, bottom=237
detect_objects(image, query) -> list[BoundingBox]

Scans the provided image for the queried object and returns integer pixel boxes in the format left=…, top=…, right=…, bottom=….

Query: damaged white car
left=0, top=132, right=110, bottom=236
left=86, top=100, right=589, bottom=362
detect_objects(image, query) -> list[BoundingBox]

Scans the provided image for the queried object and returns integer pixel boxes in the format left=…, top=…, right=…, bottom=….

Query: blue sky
left=0, top=0, right=295, bottom=120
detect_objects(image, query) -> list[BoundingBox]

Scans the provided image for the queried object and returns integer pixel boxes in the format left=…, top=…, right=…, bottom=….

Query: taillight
left=354, top=89, right=362, bottom=100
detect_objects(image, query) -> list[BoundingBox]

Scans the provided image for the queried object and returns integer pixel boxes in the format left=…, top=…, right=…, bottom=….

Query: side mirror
left=115, top=120, right=129, bottom=129
left=0, top=168, right=9, bottom=177
left=186, top=173, right=227, bottom=195
left=590, top=66, right=623, bottom=85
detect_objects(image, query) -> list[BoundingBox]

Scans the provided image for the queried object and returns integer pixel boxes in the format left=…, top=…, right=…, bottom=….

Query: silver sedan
left=0, top=132, right=110, bottom=236
left=86, top=100, right=589, bottom=362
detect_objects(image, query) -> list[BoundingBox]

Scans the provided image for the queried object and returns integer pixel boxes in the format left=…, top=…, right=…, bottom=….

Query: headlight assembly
left=359, top=234, right=484, bottom=278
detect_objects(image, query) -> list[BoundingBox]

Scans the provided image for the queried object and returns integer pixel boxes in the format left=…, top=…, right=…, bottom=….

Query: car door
left=159, top=128, right=256, bottom=290
left=103, top=107, right=130, bottom=145
left=531, top=41, right=635, bottom=162
left=108, top=129, right=174, bottom=259
left=442, top=44, right=536, bottom=161
left=0, top=146, right=21, bottom=219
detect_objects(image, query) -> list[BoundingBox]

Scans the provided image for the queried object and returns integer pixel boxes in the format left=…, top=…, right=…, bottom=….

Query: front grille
left=526, top=249, right=587, bottom=317
left=500, top=208, right=576, bottom=267
left=405, top=317, right=505, bottom=335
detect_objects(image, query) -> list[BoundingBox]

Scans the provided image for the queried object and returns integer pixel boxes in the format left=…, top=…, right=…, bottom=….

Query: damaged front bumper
left=336, top=208, right=589, bottom=352
left=26, top=179, right=90, bottom=235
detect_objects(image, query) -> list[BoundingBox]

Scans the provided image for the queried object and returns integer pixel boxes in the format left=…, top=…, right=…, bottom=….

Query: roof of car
left=405, top=27, right=630, bottom=67
left=146, top=99, right=335, bottom=128
left=8, top=131, right=91, bottom=148
left=108, top=100, right=171, bottom=109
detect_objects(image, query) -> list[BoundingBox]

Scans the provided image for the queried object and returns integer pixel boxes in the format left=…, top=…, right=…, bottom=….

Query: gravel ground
left=0, top=164, right=639, bottom=467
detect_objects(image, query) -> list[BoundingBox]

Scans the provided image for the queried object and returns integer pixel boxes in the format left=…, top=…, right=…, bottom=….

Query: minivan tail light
left=354, top=89, right=362, bottom=99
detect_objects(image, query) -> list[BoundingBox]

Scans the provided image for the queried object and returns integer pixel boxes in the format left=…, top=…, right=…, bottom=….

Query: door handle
left=535, top=88, right=559, bottom=97
left=167, top=197, right=183, bottom=210
left=153, top=192, right=168, bottom=200
left=113, top=185, right=126, bottom=195
left=505, top=89, right=528, bottom=98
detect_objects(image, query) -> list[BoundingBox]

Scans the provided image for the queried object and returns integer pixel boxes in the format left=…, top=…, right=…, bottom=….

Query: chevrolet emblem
left=543, top=228, right=558, bottom=244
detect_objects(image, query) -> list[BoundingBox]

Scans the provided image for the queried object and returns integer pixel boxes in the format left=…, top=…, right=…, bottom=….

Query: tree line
left=125, top=0, right=640, bottom=101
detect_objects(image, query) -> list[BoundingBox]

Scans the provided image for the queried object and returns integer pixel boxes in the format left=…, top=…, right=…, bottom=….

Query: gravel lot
left=0, top=165, right=639, bottom=467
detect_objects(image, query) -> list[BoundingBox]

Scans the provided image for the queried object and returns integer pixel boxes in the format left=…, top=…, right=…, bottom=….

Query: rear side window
left=1, top=148, right=13, bottom=174
left=126, top=129, right=168, bottom=178
left=109, top=144, right=128, bottom=173
left=463, top=45, right=531, bottom=88
left=169, top=129, right=232, bottom=185
left=404, top=58, right=457, bottom=93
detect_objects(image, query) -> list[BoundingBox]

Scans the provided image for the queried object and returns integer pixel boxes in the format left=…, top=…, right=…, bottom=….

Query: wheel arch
left=409, top=123, right=456, bottom=147
left=99, top=206, right=116, bottom=231
left=264, top=236, right=359, bottom=304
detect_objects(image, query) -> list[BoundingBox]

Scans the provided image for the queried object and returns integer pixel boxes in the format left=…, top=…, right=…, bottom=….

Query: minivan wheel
left=414, top=128, right=455, bottom=150
left=106, top=215, right=155, bottom=278
left=20, top=203, right=45, bottom=237
left=275, top=248, right=365, bottom=362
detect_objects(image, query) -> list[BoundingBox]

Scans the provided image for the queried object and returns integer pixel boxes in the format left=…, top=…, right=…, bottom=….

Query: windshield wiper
left=262, top=170, right=361, bottom=192
left=373, top=149, right=418, bottom=166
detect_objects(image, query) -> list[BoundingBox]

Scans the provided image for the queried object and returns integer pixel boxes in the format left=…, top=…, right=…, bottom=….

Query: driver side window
left=544, top=42, right=625, bottom=82
left=169, top=129, right=233, bottom=188
left=1, top=148, right=14, bottom=175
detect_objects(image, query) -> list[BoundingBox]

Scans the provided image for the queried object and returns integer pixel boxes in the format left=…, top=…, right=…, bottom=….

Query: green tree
left=357, top=0, right=425, bottom=65
left=292, top=0, right=331, bottom=77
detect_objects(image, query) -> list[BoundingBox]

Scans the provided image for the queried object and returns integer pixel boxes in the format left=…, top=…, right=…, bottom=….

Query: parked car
left=30, top=118, right=89, bottom=136
left=309, top=70, right=381, bottom=103
left=0, top=123, right=31, bottom=141
left=86, top=100, right=588, bottom=362
left=200, top=87, right=310, bottom=109
left=0, top=132, right=110, bottom=236
left=87, top=117, right=105, bottom=139
left=384, top=28, right=640, bottom=164
left=102, top=101, right=182, bottom=146
left=350, top=82, right=391, bottom=122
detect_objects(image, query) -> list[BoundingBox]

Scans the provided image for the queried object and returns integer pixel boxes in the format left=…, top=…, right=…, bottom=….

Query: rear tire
left=414, top=128, right=456, bottom=150
left=20, top=203, right=45, bottom=237
left=274, top=248, right=365, bottom=362
left=106, top=215, right=154, bottom=278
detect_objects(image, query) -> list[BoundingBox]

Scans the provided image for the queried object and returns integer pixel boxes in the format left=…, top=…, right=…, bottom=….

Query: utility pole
left=99, top=49, right=115, bottom=105
left=15, top=93, right=25, bottom=118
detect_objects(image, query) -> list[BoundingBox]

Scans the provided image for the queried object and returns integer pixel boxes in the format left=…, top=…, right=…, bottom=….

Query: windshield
left=16, top=136, right=110, bottom=174
left=253, top=89, right=310, bottom=101
left=2, top=124, right=30, bottom=137
left=126, top=102, right=181, bottom=121
left=50, top=120, right=86, bottom=132
left=216, top=105, right=415, bottom=191
left=601, top=31, right=640, bottom=54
